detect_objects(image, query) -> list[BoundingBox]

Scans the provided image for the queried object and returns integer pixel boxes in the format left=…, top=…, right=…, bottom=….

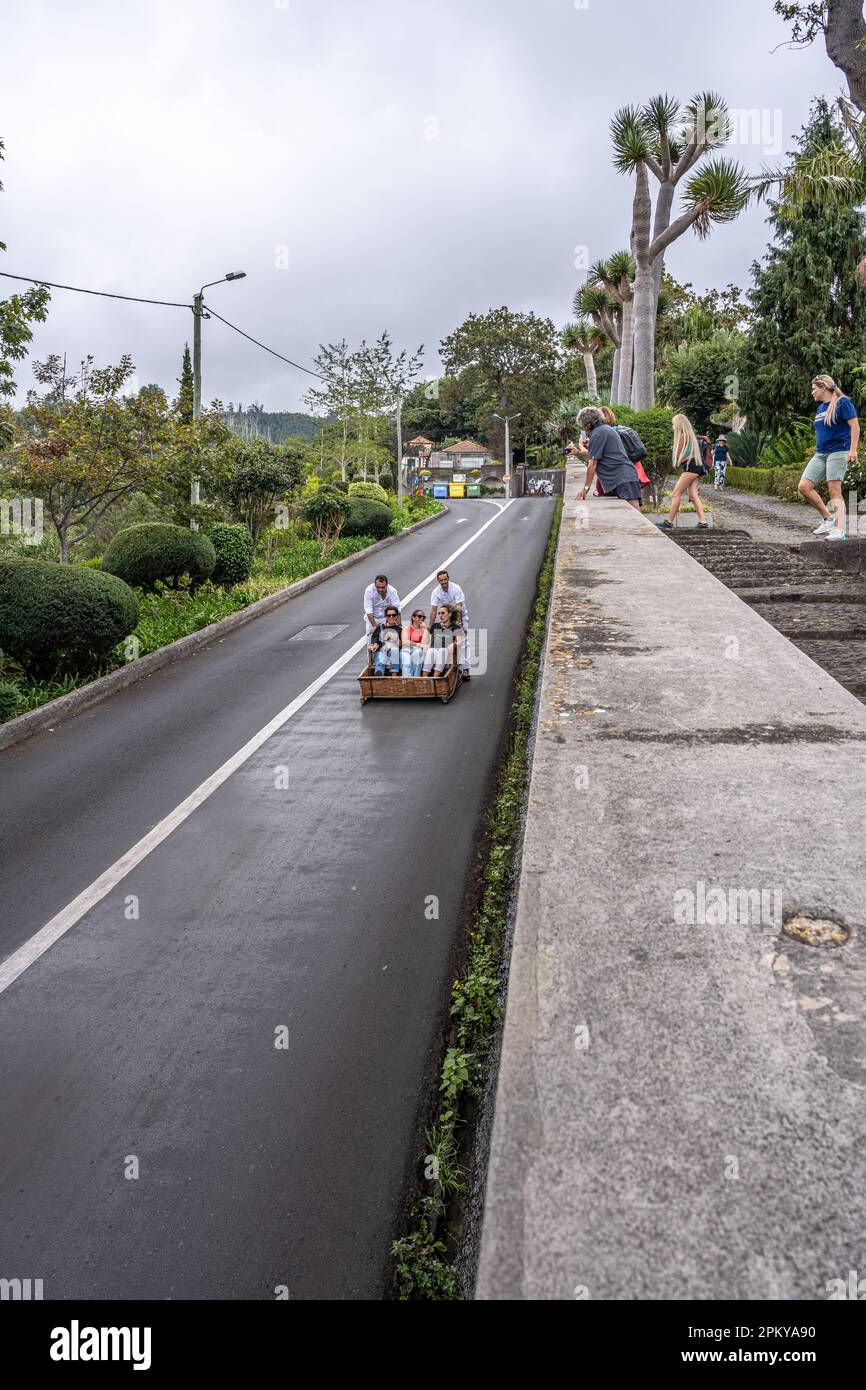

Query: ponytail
left=812, top=374, right=844, bottom=425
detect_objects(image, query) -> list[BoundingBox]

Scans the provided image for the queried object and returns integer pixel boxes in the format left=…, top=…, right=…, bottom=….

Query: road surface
left=0, top=498, right=554, bottom=1300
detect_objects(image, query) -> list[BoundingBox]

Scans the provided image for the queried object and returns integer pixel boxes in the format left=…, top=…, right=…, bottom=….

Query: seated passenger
left=369, top=606, right=402, bottom=675
left=401, top=609, right=428, bottom=677
left=421, top=603, right=462, bottom=676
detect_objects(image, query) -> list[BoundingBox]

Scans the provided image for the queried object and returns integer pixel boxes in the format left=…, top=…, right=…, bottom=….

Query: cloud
left=1, top=0, right=839, bottom=410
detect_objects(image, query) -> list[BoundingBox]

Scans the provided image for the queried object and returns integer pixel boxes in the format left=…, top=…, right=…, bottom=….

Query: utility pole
left=189, top=272, right=247, bottom=527
left=396, top=395, right=404, bottom=509
left=494, top=411, right=521, bottom=501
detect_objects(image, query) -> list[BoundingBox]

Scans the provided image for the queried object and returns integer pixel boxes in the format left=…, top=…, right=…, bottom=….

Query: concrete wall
left=476, top=461, right=866, bottom=1300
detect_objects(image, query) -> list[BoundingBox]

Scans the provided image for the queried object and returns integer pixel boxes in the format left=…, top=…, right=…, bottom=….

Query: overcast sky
left=1, top=0, right=841, bottom=411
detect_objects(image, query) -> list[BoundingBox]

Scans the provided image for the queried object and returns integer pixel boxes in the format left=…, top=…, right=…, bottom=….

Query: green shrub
left=0, top=558, right=139, bottom=673
left=770, top=467, right=807, bottom=503
left=102, top=523, right=216, bottom=591
left=760, top=421, right=814, bottom=470
left=348, top=480, right=389, bottom=503
left=208, top=522, right=254, bottom=587
left=615, top=404, right=675, bottom=506
left=342, top=496, right=393, bottom=539
left=0, top=680, right=21, bottom=721
left=727, top=428, right=775, bottom=467
left=724, top=465, right=776, bottom=495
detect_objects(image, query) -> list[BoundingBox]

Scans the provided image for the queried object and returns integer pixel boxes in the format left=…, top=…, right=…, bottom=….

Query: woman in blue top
left=798, top=374, right=860, bottom=540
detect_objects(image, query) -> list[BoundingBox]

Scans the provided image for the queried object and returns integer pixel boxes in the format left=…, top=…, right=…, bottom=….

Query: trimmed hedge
left=348, top=480, right=389, bottom=503
left=208, top=522, right=254, bottom=587
left=724, top=464, right=819, bottom=503
left=342, top=496, right=394, bottom=539
left=102, top=523, right=216, bottom=591
left=0, top=558, right=139, bottom=673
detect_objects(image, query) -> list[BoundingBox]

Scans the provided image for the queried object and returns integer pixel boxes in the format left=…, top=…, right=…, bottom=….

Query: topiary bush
left=342, top=496, right=394, bottom=539
left=348, top=480, right=389, bottom=504
left=208, top=522, right=254, bottom=587
left=0, top=558, right=140, bottom=674
left=0, top=680, right=21, bottom=722
left=102, top=523, right=215, bottom=591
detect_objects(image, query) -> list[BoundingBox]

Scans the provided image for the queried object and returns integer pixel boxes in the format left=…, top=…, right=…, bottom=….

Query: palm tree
left=561, top=319, right=605, bottom=394
left=611, top=93, right=750, bottom=409
left=589, top=251, right=636, bottom=403
left=574, top=283, right=620, bottom=399
left=753, top=95, right=866, bottom=219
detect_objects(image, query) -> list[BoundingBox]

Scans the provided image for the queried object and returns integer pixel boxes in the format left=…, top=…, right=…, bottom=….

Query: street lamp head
left=225, top=271, right=246, bottom=281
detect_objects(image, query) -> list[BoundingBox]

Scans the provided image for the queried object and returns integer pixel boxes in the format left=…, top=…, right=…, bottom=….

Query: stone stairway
left=672, top=529, right=866, bottom=701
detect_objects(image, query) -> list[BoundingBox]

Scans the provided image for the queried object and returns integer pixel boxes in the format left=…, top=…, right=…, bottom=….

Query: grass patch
left=391, top=497, right=563, bottom=1300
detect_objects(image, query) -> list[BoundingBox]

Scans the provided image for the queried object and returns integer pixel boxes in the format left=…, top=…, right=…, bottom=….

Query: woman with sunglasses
left=421, top=603, right=462, bottom=676
left=401, top=608, right=428, bottom=677
left=369, top=605, right=402, bottom=675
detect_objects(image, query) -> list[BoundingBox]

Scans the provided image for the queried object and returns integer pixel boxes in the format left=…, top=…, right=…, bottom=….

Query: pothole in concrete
left=782, top=915, right=852, bottom=947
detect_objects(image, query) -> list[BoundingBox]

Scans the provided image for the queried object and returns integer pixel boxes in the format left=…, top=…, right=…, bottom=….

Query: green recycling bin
left=466, top=483, right=481, bottom=498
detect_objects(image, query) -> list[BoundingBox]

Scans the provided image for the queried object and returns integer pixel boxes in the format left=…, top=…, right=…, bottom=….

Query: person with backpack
left=575, top=407, right=643, bottom=508
left=568, top=408, right=649, bottom=499
left=655, top=414, right=710, bottom=531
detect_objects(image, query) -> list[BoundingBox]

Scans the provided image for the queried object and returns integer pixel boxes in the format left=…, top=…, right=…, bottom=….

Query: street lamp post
left=190, top=271, right=246, bottom=526
left=493, top=411, right=521, bottom=500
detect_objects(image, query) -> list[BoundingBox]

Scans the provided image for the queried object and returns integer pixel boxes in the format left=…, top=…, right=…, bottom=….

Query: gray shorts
left=802, top=451, right=849, bottom=484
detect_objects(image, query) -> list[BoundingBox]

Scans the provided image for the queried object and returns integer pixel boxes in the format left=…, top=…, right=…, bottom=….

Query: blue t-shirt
left=814, top=396, right=856, bottom=454
left=713, top=444, right=729, bottom=462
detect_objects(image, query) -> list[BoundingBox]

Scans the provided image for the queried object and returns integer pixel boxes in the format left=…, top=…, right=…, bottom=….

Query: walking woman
left=798, top=375, right=859, bottom=540
left=655, top=414, right=709, bottom=531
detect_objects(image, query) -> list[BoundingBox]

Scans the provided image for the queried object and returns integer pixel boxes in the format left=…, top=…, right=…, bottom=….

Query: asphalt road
left=0, top=497, right=554, bottom=1300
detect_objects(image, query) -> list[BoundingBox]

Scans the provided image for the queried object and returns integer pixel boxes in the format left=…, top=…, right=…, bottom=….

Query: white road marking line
left=0, top=501, right=515, bottom=995
left=456, top=518, right=468, bottom=524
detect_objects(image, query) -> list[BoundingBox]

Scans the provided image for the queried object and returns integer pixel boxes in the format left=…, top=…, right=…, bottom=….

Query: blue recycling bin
left=433, top=483, right=449, bottom=499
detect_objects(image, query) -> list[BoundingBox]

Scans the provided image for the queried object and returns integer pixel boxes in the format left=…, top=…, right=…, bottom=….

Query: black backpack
left=616, top=425, right=647, bottom=462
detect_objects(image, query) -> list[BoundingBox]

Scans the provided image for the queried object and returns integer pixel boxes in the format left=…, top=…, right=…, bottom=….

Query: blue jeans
left=374, top=648, right=400, bottom=675
left=401, top=646, right=424, bottom=677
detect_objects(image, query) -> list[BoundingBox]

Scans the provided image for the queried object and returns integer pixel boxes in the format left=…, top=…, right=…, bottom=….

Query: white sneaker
left=826, top=528, right=848, bottom=541
left=813, top=516, right=836, bottom=535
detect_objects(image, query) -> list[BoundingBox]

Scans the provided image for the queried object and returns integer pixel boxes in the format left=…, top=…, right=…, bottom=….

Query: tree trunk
left=583, top=352, right=598, bottom=395
left=618, top=297, right=635, bottom=410
left=826, top=0, right=866, bottom=114
left=630, top=162, right=655, bottom=409
left=650, top=179, right=675, bottom=305
left=610, top=347, right=621, bottom=403
left=631, top=260, right=656, bottom=409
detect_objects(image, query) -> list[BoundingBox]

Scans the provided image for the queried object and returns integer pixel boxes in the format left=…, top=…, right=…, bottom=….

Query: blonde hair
left=672, top=413, right=703, bottom=468
left=812, top=374, right=845, bottom=425
left=600, top=406, right=616, bottom=425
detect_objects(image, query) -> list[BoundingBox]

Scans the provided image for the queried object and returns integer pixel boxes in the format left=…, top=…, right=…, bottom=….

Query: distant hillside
left=221, top=403, right=320, bottom=442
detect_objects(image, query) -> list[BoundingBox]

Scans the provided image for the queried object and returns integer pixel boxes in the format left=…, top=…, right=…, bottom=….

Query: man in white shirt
left=364, top=574, right=402, bottom=639
left=428, top=569, right=471, bottom=677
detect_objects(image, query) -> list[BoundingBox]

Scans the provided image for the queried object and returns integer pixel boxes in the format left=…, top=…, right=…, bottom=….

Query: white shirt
left=363, top=582, right=402, bottom=634
left=430, top=581, right=468, bottom=626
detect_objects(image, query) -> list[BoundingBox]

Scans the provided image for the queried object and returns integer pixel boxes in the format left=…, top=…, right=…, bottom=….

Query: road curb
left=0, top=505, right=447, bottom=754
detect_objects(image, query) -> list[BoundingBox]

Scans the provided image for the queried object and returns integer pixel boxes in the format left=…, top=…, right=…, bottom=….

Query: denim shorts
left=803, top=451, right=849, bottom=484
